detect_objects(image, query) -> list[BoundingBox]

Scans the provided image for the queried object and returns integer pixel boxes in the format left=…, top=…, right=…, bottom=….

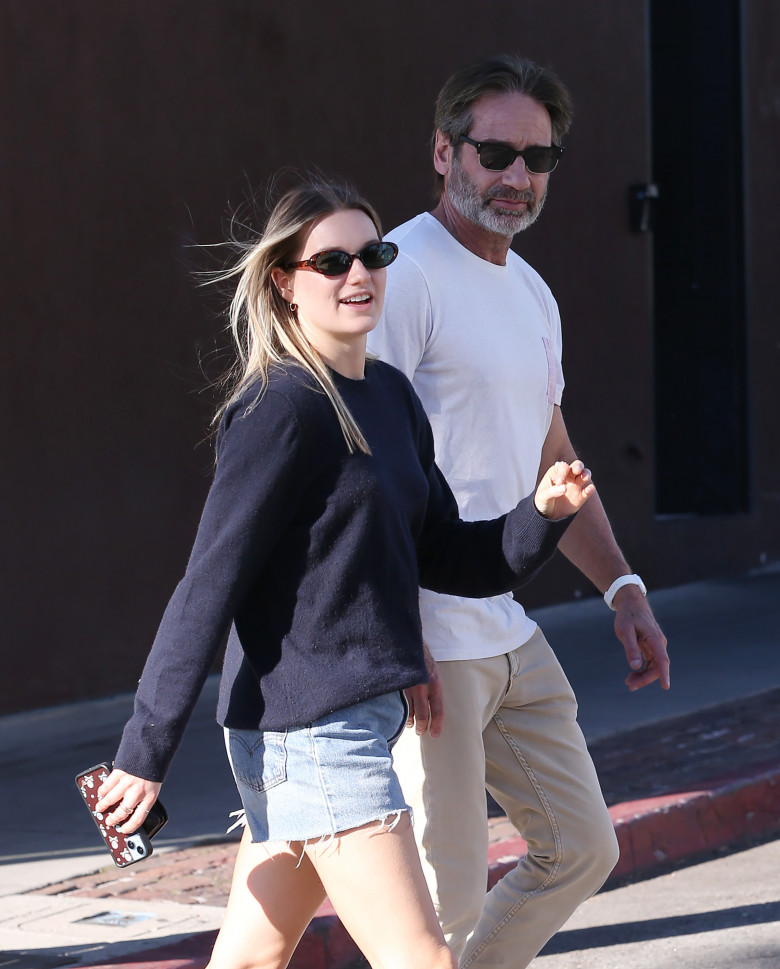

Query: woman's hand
left=95, top=768, right=162, bottom=835
left=535, top=459, right=595, bottom=520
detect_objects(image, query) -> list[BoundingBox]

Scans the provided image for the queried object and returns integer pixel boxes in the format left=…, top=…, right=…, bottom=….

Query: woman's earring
left=289, top=303, right=298, bottom=314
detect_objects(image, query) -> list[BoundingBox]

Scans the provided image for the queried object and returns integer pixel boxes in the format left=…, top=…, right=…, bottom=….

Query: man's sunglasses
left=284, top=241, right=399, bottom=277
left=459, top=135, right=564, bottom=175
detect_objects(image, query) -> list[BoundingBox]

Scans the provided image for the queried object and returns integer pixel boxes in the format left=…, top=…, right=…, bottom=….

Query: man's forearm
left=540, top=408, right=669, bottom=688
left=539, top=406, right=634, bottom=593
left=556, top=488, right=632, bottom=594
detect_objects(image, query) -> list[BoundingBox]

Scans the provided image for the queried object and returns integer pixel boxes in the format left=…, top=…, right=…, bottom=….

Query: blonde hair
left=215, top=177, right=384, bottom=454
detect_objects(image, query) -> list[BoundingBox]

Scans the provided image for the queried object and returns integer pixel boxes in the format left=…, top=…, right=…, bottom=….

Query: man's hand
left=613, top=584, right=670, bottom=691
left=404, top=643, right=444, bottom=737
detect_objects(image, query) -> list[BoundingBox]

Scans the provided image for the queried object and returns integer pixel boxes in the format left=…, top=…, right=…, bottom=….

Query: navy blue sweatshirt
left=114, top=360, right=572, bottom=781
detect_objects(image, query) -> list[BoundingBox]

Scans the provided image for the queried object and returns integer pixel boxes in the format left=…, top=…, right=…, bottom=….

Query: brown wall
left=1, top=1, right=778, bottom=713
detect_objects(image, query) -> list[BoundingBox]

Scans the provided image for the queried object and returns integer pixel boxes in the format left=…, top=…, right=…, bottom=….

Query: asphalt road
left=3, top=565, right=778, bottom=870
left=1, top=564, right=778, bottom=968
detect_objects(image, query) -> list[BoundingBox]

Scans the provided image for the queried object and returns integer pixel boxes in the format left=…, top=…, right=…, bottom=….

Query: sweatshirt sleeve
left=113, top=389, right=308, bottom=782
left=412, top=393, right=572, bottom=597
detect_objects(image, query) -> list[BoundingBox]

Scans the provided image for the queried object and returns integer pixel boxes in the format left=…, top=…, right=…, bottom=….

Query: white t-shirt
left=368, top=213, right=564, bottom=661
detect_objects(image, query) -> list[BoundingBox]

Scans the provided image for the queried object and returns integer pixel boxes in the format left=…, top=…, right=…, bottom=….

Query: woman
left=95, top=177, right=594, bottom=969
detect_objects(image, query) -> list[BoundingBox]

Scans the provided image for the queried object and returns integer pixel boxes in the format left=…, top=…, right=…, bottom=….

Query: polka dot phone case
left=74, top=762, right=167, bottom=867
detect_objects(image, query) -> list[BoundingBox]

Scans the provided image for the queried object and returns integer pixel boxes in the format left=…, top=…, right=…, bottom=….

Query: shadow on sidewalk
left=539, top=898, right=780, bottom=954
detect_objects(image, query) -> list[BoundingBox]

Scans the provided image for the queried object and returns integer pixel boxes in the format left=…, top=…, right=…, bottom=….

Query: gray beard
left=447, top=158, right=546, bottom=237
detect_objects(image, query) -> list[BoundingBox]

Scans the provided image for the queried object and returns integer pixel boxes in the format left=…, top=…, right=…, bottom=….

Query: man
left=368, top=54, right=670, bottom=968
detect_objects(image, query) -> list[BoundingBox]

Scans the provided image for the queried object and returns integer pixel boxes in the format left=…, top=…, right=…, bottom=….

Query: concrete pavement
left=530, top=836, right=780, bottom=968
left=1, top=561, right=779, bottom=968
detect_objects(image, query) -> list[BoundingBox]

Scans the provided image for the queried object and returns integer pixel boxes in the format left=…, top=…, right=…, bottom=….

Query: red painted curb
left=76, top=764, right=780, bottom=969
left=487, top=764, right=780, bottom=886
left=609, top=764, right=780, bottom=879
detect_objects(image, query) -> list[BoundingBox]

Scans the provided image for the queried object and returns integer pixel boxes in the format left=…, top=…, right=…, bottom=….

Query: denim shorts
left=225, top=691, right=410, bottom=843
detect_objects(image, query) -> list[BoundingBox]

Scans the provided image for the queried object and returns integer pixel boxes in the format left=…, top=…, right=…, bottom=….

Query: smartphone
left=74, top=762, right=168, bottom=867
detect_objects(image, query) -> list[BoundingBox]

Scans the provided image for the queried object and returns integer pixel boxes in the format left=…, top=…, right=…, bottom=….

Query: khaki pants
left=393, top=628, right=619, bottom=969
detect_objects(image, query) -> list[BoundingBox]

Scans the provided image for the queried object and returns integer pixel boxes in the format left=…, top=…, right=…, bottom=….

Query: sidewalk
left=2, top=563, right=779, bottom=969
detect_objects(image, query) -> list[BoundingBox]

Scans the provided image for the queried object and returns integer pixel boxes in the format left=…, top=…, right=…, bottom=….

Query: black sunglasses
left=284, top=241, right=398, bottom=277
left=459, top=135, right=563, bottom=175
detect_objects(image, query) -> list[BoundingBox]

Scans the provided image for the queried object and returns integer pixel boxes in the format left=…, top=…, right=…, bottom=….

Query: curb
left=69, top=761, right=780, bottom=969
left=609, top=762, right=780, bottom=879
left=487, top=761, right=780, bottom=888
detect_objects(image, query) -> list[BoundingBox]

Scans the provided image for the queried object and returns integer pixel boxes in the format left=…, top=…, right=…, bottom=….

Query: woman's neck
left=315, top=336, right=367, bottom=380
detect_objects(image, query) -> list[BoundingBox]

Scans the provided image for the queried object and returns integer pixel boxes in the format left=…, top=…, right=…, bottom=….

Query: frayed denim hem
left=225, top=807, right=410, bottom=867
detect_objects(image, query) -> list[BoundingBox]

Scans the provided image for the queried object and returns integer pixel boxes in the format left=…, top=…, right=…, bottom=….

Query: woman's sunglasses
left=459, top=135, right=563, bottom=175
left=284, top=241, right=399, bottom=277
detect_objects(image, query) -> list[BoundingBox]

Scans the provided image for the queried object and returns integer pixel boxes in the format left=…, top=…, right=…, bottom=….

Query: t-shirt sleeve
left=543, top=279, right=565, bottom=406
left=113, top=390, right=307, bottom=782
left=368, top=254, right=432, bottom=380
left=518, top=256, right=565, bottom=408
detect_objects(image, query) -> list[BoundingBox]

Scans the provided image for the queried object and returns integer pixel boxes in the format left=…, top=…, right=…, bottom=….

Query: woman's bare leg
left=304, top=812, right=456, bottom=969
left=206, top=826, right=326, bottom=969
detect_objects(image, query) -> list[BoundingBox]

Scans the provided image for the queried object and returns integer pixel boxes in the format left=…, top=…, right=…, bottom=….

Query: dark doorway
left=650, top=0, right=749, bottom=515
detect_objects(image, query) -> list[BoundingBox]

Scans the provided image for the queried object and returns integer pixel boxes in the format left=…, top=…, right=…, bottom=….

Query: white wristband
left=603, top=573, right=647, bottom=611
